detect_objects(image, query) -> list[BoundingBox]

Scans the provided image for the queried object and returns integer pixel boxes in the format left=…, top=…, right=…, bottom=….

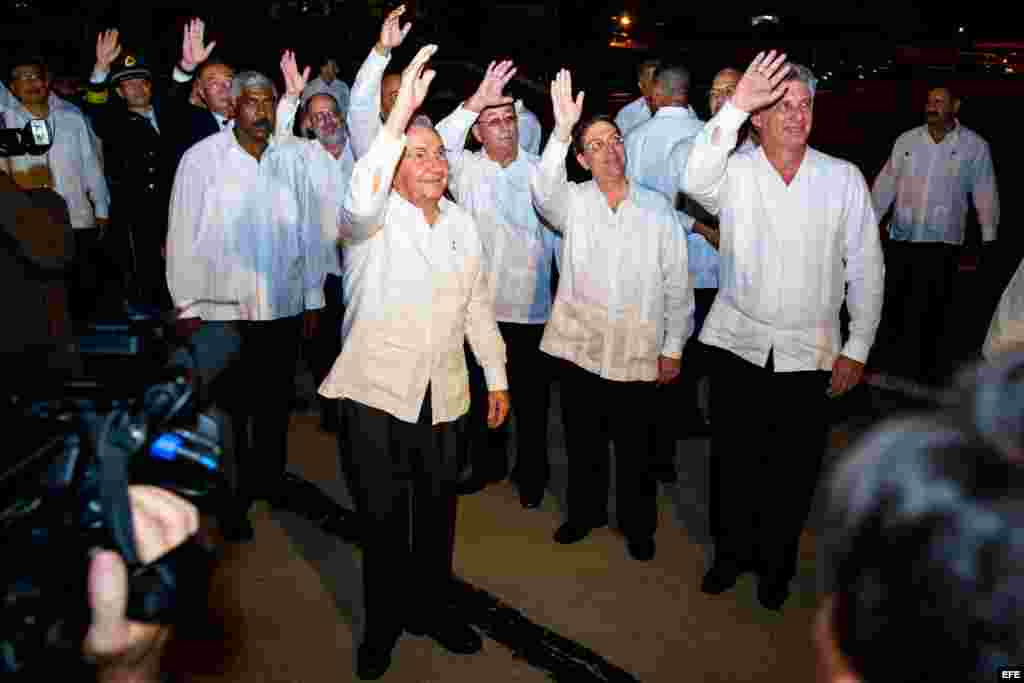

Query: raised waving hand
left=95, top=29, right=122, bottom=73
left=551, top=68, right=584, bottom=142
left=464, top=60, right=517, bottom=114
left=180, top=18, right=217, bottom=72
left=731, top=50, right=790, bottom=113
left=280, top=50, right=311, bottom=100
left=383, top=44, right=438, bottom=138
left=376, top=4, right=413, bottom=55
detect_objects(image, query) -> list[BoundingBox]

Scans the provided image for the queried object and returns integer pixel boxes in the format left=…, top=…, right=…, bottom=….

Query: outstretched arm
left=530, top=68, right=584, bottom=234
left=341, top=44, right=438, bottom=241
left=683, top=50, right=790, bottom=215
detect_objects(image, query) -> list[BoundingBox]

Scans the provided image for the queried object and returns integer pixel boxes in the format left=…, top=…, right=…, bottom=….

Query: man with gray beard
left=278, top=53, right=354, bottom=431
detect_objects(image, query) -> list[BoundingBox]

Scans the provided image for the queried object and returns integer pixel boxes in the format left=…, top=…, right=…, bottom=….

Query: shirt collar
left=653, top=105, right=696, bottom=119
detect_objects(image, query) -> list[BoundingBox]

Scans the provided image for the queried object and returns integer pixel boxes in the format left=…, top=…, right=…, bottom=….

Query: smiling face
left=304, top=94, right=345, bottom=146
left=575, top=120, right=626, bottom=184
left=472, top=104, right=519, bottom=162
left=753, top=80, right=813, bottom=152
left=116, top=77, right=153, bottom=109
left=394, top=125, right=449, bottom=206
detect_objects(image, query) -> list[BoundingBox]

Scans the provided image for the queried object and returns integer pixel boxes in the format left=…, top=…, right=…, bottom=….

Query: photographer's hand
left=84, top=486, right=199, bottom=683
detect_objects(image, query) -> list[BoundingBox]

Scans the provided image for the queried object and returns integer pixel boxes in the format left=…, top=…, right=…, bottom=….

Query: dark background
left=4, top=0, right=1021, bottom=364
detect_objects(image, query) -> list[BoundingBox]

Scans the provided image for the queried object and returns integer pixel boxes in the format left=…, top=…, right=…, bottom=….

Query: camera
left=0, top=118, right=53, bottom=157
left=0, top=355, right=228, bottom=677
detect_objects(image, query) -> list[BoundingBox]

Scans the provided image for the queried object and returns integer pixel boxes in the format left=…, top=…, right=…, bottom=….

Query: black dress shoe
left=700, top=563, right=742, bottom=595
left=627, top=536, right=656, bottom=561
left=407, top=620, right=482, bottom=655
left=756, top=577, right=791, bottom=611
left=553, top=519, right=606, bottom=545
left=519, top=489, right=544, bottom=509
left=356, top=634, right=399, bottom=680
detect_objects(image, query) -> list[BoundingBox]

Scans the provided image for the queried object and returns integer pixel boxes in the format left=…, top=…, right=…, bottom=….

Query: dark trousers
left=198, top=316, right=302, bottom=506
left=463, top=322, right=551, bottom=496
left=340, top=388, right=460, bottom=641
left=882, top=241, right=959, bottom=384
left=124, top=219, right=171, bottom=312
left=652, top=288, right=717, bottom=467
left=708, top=347, right=830, bottom=583
left=307, top=274, right=344, bottom=421
left=558, top=357, right=658, bottom=540
left=69, top=227, right=121, bottom=321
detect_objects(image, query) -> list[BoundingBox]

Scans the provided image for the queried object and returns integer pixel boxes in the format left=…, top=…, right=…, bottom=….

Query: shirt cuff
left=546, top=135, right=571, bottom=157
left=676, top=209, right=696, bottom=233
left=173, top=66, right=193, bottom=83
left=661, top=336, right=686, bottom=359
left=90, top=68, right=108, bottom=84
left=377, top=126, right=408, bottom=160
left=840, top=337, right=872, bottom=365
left=305, top=288, right=326, bottom=310
left=483, top=364, right=509, bottom=392
left=714, top=100, right=750, bottom=138
left=94, top=203, right=110, bottom=220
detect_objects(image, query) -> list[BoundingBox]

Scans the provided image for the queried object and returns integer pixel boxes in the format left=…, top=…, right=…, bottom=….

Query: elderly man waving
left=317, top=45, right=509, bottom=679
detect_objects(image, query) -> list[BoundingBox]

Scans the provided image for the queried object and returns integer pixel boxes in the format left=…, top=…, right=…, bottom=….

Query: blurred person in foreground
left=815, top=352, right=1024, bottom=682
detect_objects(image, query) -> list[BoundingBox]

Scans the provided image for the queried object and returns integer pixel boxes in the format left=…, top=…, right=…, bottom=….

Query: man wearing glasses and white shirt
left=434, top=60, right=561, bottom=509
left=532, top=70, right=692, bottom=562
left=683, top=53, right=884, bottom=611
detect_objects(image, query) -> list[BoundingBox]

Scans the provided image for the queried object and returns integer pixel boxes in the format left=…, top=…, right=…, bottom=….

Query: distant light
left=752, top=14, right=780, bottom=26
left=619, top=14, right=632, bottom=27
left=958, top=26, right=965, bottom=33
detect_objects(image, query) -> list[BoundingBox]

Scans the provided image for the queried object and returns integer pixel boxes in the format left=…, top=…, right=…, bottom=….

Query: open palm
left=732, top=50, right=790, bottom=113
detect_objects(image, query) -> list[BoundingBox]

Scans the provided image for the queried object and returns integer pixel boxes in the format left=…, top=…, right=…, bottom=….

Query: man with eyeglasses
left=530, top=69, right=692, bottom=562
left=2, top=54, right=110, bottom=322
left=277, top=52, right=355, bottom=433
left=433, top=59, right=561, bottom=509
left=682, top=53, right=884, bottom=610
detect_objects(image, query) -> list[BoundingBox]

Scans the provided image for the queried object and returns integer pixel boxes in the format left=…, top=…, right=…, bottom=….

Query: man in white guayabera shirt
left=347, top=4, right=413, bottom=160
left=166, top=70, right=326, bottom=543
left=614, top=58, right=660, bottom=136
left=277, top=51, right=355, bottom=433
left=683, top=53, right=884, bottom=611
left=624, top=62, right=704, bottom=483
left=435, top=58, right=561, bottom=509
left=871, top=85, right=1000, bottom=385
left=531, top=69, right=692, bottom=563
left=317, top=45, right=510, bottom=680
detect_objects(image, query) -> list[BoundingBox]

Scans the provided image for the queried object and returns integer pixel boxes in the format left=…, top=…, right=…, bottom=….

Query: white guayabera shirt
left=683, top=101, right=885, bottom=372
left=166, top=128, right=326, bottom=322
left=530, top=136, right=693, bottom=383
left=437, top=105, right=560, bottom=325
left=318, top=128, right=508, bottom=425
left=872, top=121, right=999, bottom=245
left=614, top=95, right=651, bottom=137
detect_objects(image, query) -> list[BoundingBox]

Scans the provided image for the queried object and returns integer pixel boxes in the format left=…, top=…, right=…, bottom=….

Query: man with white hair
left=318, top=44, right=509, bottom=679
left=683, top=53, right=884, bottom=610
left=166, top=69, right=326, bottom=541
left=434, top=60, right=560, bottom=509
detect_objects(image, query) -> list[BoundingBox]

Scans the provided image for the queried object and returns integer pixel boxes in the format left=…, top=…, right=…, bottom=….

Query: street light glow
left=619, top=14, right=632, bottom=27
